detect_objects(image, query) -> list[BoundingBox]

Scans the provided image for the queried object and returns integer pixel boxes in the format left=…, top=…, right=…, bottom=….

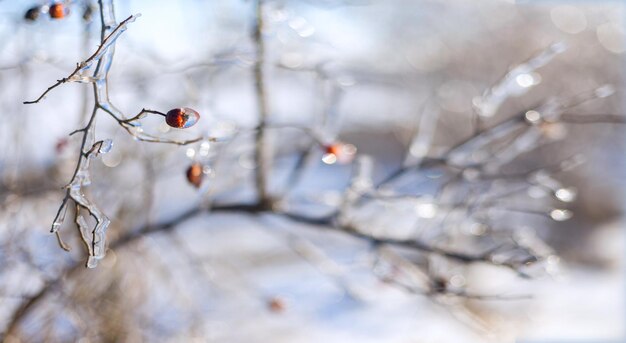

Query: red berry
left=49, top=3, right=67, bottom=19
left=186, top=163, right=203, bottom=188
left=165, top=107, right=200, bottom=129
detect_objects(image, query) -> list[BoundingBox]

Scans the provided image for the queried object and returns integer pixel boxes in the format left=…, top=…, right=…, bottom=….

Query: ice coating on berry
left=165, top=107, right=200, bottom=129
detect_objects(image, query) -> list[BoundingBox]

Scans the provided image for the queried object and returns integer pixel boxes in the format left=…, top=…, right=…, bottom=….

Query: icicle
left=594, top=84, right=615, bottom=98
left=77, top=14, right=141, bottom=74
left=65, top=132, right=112, bottom=267
left=70, top=187, right=111, bottom=269
left=554, top=187, right=577, bottom=203
left=55, top=231, right=71, bottom=251
left=447, top=119, right=525, bottom=166
left=560, top=154, right=586, bottom=171
left=351, top=155, right=374, bottom=193
left=415, top=197, right=438, bottom=219
left=67, top=74, right=97, bottom=83
left=529, top=170, right=562, bottom=191
left=341, top=155, right=374, bottom=211
left=405, top=101, right=439, bottom=167
left=533, top=97, right=564, bottom=122
left=483, top=126, right=544, bottom=172
left=99, top=139, right=113, bottom=154
left=561, top=84, right=616, bottom=110
left=50, top=198, right=69, bottom=233
left=288, top=16, right=315, bottom=38
left=76, top=213, right=93, bottom=256
left=550, top=209, right=572, bottom=221
left=474, top=42, right=567, bottom=117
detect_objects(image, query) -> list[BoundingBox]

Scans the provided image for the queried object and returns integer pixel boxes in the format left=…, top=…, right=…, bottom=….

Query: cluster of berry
left=24, top=2, right=92, bottom=21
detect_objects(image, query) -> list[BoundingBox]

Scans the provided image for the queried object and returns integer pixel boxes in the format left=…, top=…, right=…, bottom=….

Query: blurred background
left=0, top=0, right=625, bottom=342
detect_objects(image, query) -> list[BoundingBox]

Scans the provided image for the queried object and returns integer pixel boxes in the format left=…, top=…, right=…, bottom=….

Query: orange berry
left=186, top=163, right=203, bottom=188
left=49, top=3, right=67, bottom=19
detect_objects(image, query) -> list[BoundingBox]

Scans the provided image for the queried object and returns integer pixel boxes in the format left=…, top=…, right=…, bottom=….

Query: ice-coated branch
left=41, top=0, right=126, bottom=269
left=27, top=0, right=225, bottom=268
left=23, top=13, right=140, bottom=105
left=375, top=246, right=532, bottom=300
